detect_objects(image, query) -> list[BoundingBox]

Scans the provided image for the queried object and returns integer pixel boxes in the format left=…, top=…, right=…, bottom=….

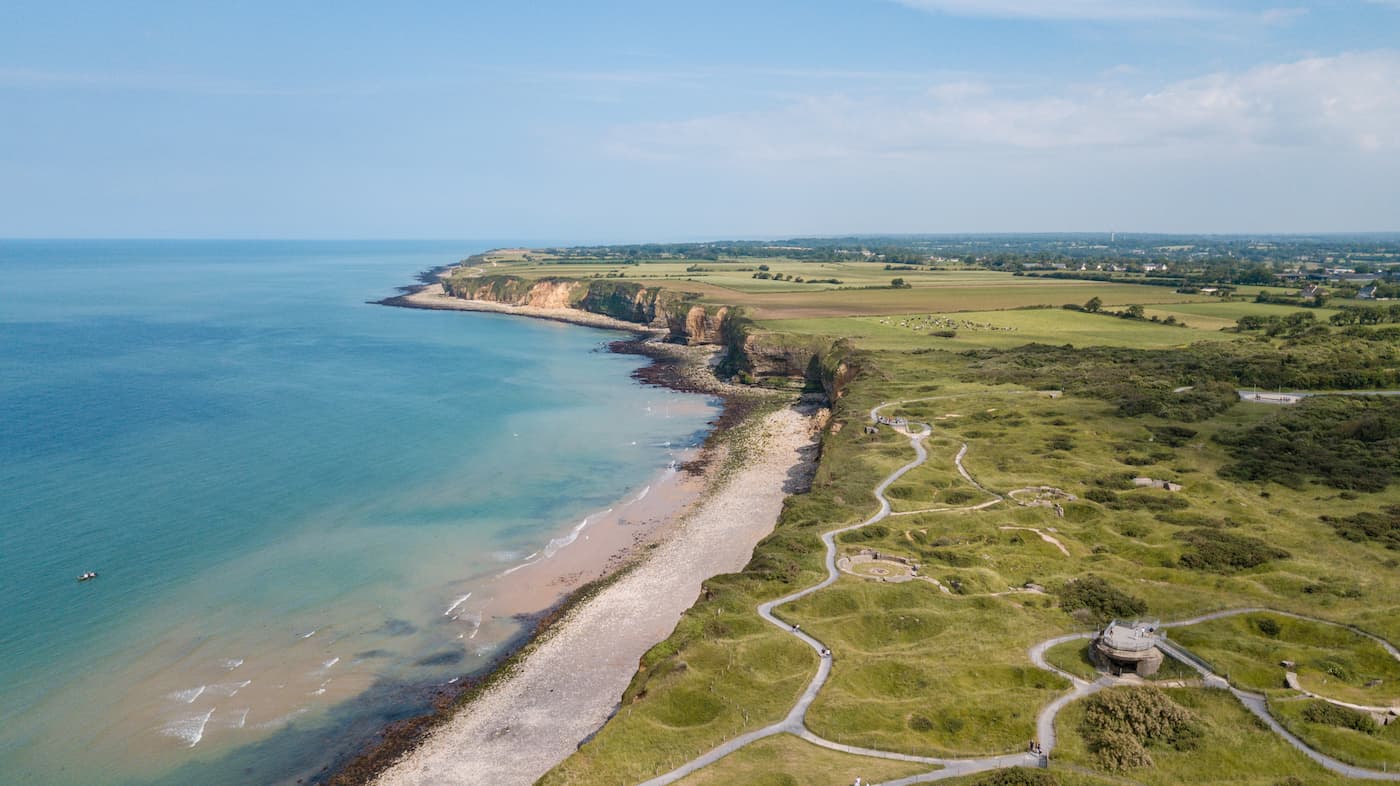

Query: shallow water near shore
left=0, top=240, right=718, bottom=785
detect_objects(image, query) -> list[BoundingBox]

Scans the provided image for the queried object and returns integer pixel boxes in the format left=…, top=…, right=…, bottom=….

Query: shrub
left=1079, top=687, right=1201, bottom=772
left=1085, top=489, right=1119, bottom=505
left=1216, top=397, right=1400, bottom=492
left=1056, top=576, right=1147, bottom=624
left=1175, top=528, right=1289, bottom=571
left=1089, top=730, right=1152, bottom=771
left=976, top=768, right=1061, bottom=786
left=1301, top=700, right=1377, bottom=734
left=1321, top=506, right=1400, bottom=550
left=1148, top=425, right=1198, bottom=447
left=838, top=524, right=890, bottom=543
left=1254, top=617, right=1282, bottom=637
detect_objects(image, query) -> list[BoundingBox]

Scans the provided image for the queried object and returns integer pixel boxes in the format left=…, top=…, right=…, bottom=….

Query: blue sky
left=2, top=1, right=1398, bottom=239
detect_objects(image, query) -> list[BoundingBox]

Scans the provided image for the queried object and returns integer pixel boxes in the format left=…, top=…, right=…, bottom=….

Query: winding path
left=639, top=403, right=1040, bottom=786
left=636, top=400, right=1400, bottom=785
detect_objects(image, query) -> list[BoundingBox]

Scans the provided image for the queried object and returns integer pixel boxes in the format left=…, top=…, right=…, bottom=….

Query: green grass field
left=758, top=308, right=1239, bottom=350
left=518, top=246, right=1400, bottom=784
left=1269, top=696, right=1400, bottom=770
left=1170, top=613, right=1400, bottom=705
left=472, top=252, right=1219, bottom=319
left=1053, top=688, right=1352, bottom=784
left=1143, top=300, right=1339, bottom=330
left=785, top=583, right=1069, bottom=757
left=672, top=734, right=931, bottom=785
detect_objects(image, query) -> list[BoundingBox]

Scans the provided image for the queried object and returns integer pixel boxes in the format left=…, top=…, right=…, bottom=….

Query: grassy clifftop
left=451, top=248, right=1400, bottom=784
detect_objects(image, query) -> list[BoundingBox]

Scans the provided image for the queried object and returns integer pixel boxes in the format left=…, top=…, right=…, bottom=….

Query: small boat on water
left=77, top=571, right=98, bottom=582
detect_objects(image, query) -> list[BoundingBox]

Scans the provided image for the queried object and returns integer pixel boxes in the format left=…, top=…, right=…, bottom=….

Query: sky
left=1, top=0, right=1398, bottom=240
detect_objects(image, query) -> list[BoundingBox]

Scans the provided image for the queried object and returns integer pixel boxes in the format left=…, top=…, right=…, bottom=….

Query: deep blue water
left=0, top=240, right=716, bottom=784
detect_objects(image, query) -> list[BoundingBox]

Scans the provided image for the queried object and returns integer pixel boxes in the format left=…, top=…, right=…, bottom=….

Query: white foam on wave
left=230, top=708, right=250, bottom=729
left=168, top=685, right=206, bottom=704
left=444, top=592, right=472, bottom=616
left=319, top=657, right=340, bottom=672
left=542, top=509, right=612, bottom=559
left=206, top=680, right=252, bottom=698
left=633, top=485, right=651, bottom=503
left=301, top=628, right=318, bottom=639
left=162, top=708, right=215, bottom=748
left=221, top=658, right=244, bottom=671
left=501, top=557, right=537, bottom=577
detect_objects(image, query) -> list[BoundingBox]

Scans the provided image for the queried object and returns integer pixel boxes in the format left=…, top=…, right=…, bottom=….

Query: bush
left=1056, top=576, right=1147, bottom=624
left=1148, top=425, right=1198, bottom=447
left=908, top=714, right=934, bottom=732
left=976, top=768, right=1060, bottom=786
left=1254, top=617, right=1282, bottom=637
left=1079, top=687, right=1201, bottom=772
left=1089, top=730, right=1152, bottom=771
left=838, top=524, right=890, bottom=543
left=1216, top=397, right=1400, bottom=492
left=1321, top=505, right=1400, bottom=550
left=1301, top=700, right=1377, bottom=734
left=1085, top=489, right=1119, bottom=505
left=1175, top=528, right=1289, bottom=571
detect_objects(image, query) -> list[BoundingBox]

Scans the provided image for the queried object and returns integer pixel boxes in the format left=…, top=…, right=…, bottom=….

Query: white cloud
left=606, top=51, right=1400, bottom=162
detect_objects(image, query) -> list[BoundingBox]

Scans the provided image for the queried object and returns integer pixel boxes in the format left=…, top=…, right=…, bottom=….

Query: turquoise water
left=0, top=241, right=717, bottom=785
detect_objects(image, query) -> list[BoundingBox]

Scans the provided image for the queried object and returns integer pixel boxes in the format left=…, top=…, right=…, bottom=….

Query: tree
left=1125, top=304, right=1145, bottom=319
left=1084, top=296, right=1103, bottom=313
left=891, top=277, right=911, bottom=289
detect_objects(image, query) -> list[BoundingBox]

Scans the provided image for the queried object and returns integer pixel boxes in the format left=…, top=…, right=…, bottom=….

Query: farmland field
left=757, top=308, right=1240, bottom=350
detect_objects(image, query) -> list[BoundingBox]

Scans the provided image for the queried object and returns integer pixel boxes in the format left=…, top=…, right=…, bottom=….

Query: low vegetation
left=1055, top=576, right=1147, bottom=625
left=515, top=239, right=1400, bottom=783
left=1215, top=397, right=1400, bottom=491
left=1322, top=506, right=1400, bottom=550
left=1077, top=687, right=1202, bottom=772
left=1173, top=528, right=1290, bottom=572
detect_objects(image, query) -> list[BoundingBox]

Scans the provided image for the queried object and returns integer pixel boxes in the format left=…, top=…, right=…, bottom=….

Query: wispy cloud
left=606, top=51, right=1400, bottom=161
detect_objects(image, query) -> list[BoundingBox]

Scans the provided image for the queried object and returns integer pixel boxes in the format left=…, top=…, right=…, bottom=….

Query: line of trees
left=1330, top=304, right=1400, bottom=326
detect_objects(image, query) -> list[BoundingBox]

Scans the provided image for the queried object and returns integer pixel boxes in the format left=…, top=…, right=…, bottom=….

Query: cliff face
left=438, top=271, right=852, bottom=394
left=442, top=274, right=587, bottom=309
left=442, top=274, right=728, bottom=345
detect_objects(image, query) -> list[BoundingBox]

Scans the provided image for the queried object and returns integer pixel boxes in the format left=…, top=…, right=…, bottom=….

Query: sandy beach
left=372, top=401, right=823, bottom=786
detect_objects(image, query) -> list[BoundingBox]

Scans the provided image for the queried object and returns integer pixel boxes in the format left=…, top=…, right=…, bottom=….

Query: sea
left=0, top=240, right=719, bottom=785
